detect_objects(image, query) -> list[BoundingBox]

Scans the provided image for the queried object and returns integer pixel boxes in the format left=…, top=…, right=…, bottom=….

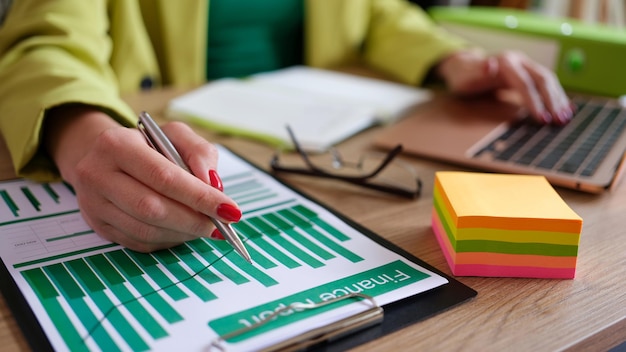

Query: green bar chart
left=0, top=147, right=445, bottom=352
left=16, top=200, right=372, bottom=350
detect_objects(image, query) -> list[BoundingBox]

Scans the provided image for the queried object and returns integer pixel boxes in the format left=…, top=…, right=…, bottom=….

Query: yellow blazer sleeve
left=0, top=0, right=137, bottom=181
left=306, top=0, right=468, bottom=85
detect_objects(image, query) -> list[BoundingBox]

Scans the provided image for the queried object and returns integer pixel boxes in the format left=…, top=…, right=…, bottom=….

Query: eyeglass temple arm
left=286, top=125, right=404, bottom=179
left=270, top=159, right=421, bottom=199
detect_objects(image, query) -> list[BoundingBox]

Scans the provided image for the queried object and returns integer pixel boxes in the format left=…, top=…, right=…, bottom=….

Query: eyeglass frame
left=269, top=126, right=422, bottom=199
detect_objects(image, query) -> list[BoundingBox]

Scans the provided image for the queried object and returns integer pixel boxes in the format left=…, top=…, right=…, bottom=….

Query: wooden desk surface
left=1, top=88, right=625, bottom=352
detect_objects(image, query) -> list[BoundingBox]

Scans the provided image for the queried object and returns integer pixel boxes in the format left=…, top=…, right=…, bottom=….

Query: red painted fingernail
left=209, top=228, right=225, bottom=240
left=209, top=169, right=223, bottom=191
left=217, top=203, right=242, bottom=222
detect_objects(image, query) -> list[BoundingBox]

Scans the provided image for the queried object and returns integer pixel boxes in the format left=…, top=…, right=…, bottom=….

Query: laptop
left=373, top=92, right=626, bottom=193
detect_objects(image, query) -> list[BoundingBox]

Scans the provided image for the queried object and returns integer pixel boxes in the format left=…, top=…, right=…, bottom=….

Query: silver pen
left=137, top=111, right=252, bottom=263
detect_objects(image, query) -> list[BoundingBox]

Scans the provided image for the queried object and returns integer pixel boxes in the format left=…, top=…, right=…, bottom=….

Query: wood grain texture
left=0, top=87, right=624, bottom=352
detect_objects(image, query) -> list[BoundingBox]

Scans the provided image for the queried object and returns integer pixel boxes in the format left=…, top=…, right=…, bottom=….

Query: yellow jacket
left=0, top=0, right=464, bottom=181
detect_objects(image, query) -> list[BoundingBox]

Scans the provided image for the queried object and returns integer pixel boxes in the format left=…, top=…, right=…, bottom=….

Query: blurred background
left=414, top=0, right=626, bottom=97
left=413, top=0, right=626, bottom=28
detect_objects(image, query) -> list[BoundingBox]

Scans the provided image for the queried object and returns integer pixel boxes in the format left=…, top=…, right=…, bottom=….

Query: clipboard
left=0, top=146, right=476, bottom=351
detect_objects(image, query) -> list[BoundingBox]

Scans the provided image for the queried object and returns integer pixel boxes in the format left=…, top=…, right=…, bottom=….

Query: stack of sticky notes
left=432, top=171, right=583, bottom=279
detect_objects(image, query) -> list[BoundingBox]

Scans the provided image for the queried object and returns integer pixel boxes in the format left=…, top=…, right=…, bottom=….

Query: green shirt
left=207, top=0, right=304, bottom=79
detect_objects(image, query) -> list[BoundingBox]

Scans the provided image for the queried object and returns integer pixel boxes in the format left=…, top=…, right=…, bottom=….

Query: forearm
left=364, top=0, right=467, bottom=85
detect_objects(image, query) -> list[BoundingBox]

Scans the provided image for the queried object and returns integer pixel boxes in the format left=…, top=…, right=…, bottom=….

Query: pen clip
left=209, top=293, right=383, bottom=351
left=137, top=119, right=156, bottom=149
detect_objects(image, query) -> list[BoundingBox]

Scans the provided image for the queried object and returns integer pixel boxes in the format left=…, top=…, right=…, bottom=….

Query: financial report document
left=0, top=146, right=448, bottom=352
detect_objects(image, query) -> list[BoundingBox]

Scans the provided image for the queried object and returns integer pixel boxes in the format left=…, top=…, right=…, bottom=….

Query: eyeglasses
left=270, top=126, right=422, bottom=199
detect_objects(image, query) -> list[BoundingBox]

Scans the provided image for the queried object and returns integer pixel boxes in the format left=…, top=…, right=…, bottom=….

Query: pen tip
left=238, top=246, right=252, bottom=263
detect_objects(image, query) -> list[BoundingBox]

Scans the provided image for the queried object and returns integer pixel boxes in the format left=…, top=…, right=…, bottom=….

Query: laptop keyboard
left=473, top=97, right=626, bottom=177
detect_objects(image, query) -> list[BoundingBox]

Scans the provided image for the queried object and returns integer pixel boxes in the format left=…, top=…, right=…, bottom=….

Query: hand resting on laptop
left=435, top=50, right=574, bottom=126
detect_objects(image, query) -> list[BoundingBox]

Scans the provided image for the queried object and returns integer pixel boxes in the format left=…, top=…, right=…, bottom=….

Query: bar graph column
left=0, top=180, right=77, bottom=223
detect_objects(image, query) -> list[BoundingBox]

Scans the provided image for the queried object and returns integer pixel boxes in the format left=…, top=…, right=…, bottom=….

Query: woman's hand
left=436, top=50, right=574, bottom=125
left=44, top=106, right=240, bottom=252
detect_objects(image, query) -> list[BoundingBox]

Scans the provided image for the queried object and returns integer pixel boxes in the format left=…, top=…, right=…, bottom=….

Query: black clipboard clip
left=208, top=293, right=384, bottom=351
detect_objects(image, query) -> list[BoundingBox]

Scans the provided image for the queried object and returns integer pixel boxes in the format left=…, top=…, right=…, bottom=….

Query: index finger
left=496, top=54, right=546, bottom=122
left=121, top=133, right=239, bottom=222
left=161, top=121, right=219, bottom=185
left=521, top=60, right=572, bottom=125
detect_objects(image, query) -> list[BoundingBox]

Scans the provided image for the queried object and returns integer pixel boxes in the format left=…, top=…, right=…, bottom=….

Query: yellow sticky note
left=434, top=172, right=582, bottom=233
